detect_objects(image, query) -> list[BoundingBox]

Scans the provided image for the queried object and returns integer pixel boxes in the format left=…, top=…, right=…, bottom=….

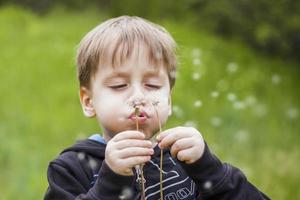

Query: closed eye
left=109, top=84, right=128, bottom=90
left=145, top=84, right=161, bottom=89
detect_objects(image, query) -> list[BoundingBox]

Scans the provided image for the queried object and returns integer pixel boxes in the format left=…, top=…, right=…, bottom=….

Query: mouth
left=129, top=111, right=149, bottom=123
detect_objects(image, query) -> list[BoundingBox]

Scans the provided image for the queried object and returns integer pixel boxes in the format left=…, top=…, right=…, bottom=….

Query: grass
left=0, top=6, right=299, bottom=199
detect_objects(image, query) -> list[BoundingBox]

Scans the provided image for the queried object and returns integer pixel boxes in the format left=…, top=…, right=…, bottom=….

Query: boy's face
left=80, top=44, right=172, bottom=141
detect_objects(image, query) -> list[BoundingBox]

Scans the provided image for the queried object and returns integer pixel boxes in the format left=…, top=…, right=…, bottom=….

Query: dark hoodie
left=44, top=135, right=270, bottom=200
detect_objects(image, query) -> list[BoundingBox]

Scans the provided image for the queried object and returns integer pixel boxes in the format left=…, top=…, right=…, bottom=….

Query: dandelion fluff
left=203, top=181, right=212, bottom=190
left=192, top=72, right=201, bottom=80
left=227, top=93, right=237, bottom=102
left=193, top=58, right=201, bottom=66
left=210, top=117, right=222, bottom=127
left=211, top=91, right=219, bottom=98
left=227, top=62, right=238, bottom=73
left=194, top=100, right=203, bottom=108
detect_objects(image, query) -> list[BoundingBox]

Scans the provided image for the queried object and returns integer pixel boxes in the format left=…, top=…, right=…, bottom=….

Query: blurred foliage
left=0, top=0, right=299, bottom=61
left=0, top=5, right=299, bottom=200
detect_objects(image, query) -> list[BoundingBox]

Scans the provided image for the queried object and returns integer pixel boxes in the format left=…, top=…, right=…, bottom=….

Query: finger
left=156, top=126, right=194, bottom=142
left=113, top=131, right=145, bottom=142
left=170, top=138, right=194, bottom=158
left=177, top=147, right=200, bottom=164
left=118, top=147, right=154, bottom=158
left=158, top=128, right=194, bottom=149
left=116, top=139, right=153, bottom=149
left=119, top=156, right=152, bottom=168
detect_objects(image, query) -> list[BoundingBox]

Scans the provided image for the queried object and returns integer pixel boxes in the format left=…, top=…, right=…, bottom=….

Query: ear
left=79, top=87, right=96, bottom=118
left=168, top=94, right=172, bottom=116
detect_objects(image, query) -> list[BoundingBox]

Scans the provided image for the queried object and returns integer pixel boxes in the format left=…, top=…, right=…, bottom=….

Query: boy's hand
left=156, top=127, right=205, bottom=164
left=105, top=131, right=154, bottom=176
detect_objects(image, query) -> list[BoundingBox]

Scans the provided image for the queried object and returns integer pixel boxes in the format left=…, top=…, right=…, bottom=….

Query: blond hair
left=76, top=16, right=177, bottom=89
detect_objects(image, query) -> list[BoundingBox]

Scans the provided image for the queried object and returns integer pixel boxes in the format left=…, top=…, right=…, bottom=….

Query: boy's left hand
left=156, top=127, right=205, bottom=164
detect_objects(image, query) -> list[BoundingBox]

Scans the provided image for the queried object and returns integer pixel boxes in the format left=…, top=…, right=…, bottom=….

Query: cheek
left=93, top=93, right=122, bottom=117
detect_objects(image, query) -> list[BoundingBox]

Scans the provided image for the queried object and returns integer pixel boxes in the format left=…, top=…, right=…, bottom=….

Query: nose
left=128, top=85, right=146, bottom=107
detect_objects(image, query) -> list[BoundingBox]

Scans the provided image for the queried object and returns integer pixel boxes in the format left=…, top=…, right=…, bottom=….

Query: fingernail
left=150, top=149, right=154, bottom=154
left=158, top=143, right=163, bottom=149
left=156, top=135, right=161, bottom=141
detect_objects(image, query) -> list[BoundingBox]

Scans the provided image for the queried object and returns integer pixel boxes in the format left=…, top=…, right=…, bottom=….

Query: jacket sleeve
left=180, top=142, right=271, bottom=200
left=44, top=159, right=134, bottom=200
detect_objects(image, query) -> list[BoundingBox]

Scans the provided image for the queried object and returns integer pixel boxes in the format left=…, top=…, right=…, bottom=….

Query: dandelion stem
left=135, top=106, right=145, bottom=200
left=153, top=104, right=163, bottom=200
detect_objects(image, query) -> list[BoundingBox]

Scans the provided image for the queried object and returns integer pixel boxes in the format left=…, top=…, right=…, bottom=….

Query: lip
left=128, top=111, right=149, bottom=124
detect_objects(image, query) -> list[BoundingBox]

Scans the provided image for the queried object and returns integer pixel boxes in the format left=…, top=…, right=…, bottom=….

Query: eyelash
left=108, top=84, right=161, bottom=90
left=109, top=84, right=128, bottom=90
left=145, top=84, right=161, bottom=89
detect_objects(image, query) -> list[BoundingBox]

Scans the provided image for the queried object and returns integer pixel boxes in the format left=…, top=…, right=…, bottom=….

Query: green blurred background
left=0, top=1, right=299, bottom=199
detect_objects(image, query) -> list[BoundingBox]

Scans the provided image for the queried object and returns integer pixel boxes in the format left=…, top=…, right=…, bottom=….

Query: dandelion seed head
left=227, top=62, right=238, bottom=73
left=211, top=117, right=222, bottom=127
left=152, top=100, right=160, bottom=106
left=203, top=181, right=212, bottom=190
left=194, top=100, right=203, bottom=108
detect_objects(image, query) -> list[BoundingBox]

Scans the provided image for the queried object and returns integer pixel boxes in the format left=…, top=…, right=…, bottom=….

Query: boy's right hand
left=105, top=131, right=154, bottom=176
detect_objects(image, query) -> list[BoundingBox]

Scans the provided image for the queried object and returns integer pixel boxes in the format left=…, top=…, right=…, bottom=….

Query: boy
left=45, top=16, right=270, bottom=200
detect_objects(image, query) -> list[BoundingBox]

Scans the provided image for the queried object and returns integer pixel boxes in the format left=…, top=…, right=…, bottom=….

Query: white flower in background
left=211, top=91, right=219, bottom=98
left=210, top=117, right=222, bottom=127
left=286, top=108, right=298, bottom=119
left=271, top=74, right=281, bottom=85
left=227, top=62, right=238, bottom=73
left=192, top=72, right=201, bottom=80
left=184, top=121, right=198, bottom=128
left=233, top=101, right=246, bottom=110
left=194, top=100, right=203, bottom=108
left=172, top=105, right=184, bottom=118
left=227, top=93, right=237, bottom=102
